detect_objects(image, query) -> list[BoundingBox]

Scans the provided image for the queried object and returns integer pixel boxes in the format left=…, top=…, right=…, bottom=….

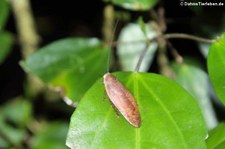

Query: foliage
left=207, top=34, right=225, bottom=105
left=1, top=0, right=225, bottom=148
left=21, top=38, right=109, bottom=104
left=66, top=72, right=207, bottom=148
left=206, top=123, right=225, bottom=148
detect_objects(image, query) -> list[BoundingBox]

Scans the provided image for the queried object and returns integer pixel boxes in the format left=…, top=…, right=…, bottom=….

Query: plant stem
left=102, top=4, right=115, bottom=45
left=134, top=43, right=150, bottom=72
left=10, top=0, right=44, bottom=98
left=166, top=40, right=183, bottom=64
left=10, top=0, right=40, bottom=58
left=162, top=33, right=216, bottom=43
left=112, top=33, right=215, bottom=47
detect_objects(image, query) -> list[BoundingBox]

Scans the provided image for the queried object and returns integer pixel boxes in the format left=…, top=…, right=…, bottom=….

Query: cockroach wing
left=103, top=73, right=141, bottom=128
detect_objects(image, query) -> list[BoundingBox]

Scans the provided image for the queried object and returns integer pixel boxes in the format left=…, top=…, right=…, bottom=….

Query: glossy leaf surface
left=207, top=33, right=225, bottom=105
left=21, top=38, right=109, bottom=104
left=66, top=72, right=207, bottom=149
left=206, top=123, right=225, bottom=149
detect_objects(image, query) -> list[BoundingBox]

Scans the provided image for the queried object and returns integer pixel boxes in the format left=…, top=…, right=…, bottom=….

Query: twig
left=112, top=33, right=215, bottom=47
left=10, top=0, right=44, bottom=98
left=163, top=33, right=216, bottom=43
left=102, top=4, right=115, bottom=45
left=166, top=40, right=183, bottom=64
left=102, top=4, right=115, bottom=72
left=134, top=43, right=150, bottom=72
left=10, top=0, right=40, bottom=58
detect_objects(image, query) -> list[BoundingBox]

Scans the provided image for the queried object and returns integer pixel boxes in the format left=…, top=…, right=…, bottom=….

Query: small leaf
left=66, top=72, right=207, bottom=149
left=0, top=116, right=26, bottom=146
left=207, top=33, right=225, bottom=105
left=0, top=31, right=13, bottom=64
left=138, top=17, right=147, bottom=37
left=206, top=123, right=225, bottom=149
left=21, top=38, right=109, bottom=104
left=0, top=136, right=9, bottom=148
left=110, top=0, right=158, bottom=11
left=172, top=63, right=217, bottom=129
left=1, top=98, right=32, bottom=127
left=31, top=122, right=69, bottom=149
left=0, top=0, right=9, bottom=30
left=118, top=23, right=157, bottom=71
left=0, top=98, right=32, bottom=146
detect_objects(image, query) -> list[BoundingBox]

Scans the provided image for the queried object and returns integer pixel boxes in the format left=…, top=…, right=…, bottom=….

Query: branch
left=162, top=33, right=216, bottom=43
left=10, top=0, right=40, bottom=58
left=134, top=42, right=150, bottom=72
left=112, top=33, right=216, bottom=47
left=10, top=0, right=44, bottom=98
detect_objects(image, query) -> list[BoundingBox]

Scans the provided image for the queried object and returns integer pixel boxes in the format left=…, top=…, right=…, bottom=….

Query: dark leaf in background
left=0, top=31, right=13, bottom=64
left=0, top=97, right=32, bottom=148
left=21, top=38, right=109, bottom=104
left=30, top=122, right=69, bottom=149
left=0, top=0, right=9, bottom=30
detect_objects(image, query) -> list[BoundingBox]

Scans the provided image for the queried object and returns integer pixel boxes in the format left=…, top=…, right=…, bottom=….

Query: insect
left=103, top=72, right=141, bottom=128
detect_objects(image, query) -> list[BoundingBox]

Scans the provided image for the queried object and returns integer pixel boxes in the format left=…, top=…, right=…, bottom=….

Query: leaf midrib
left=133, top=73, right=141, bottom=149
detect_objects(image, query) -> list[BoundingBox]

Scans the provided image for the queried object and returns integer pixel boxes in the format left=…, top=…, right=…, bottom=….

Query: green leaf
left=118, top=23, right=157, bottom=72
left=66, top=72, right=207, bottom=149
left=207, top=33, right=225, bottom=105
left=0, top=116, right=26, bottom=146
left=110, top=0, right=158, bottom=11
left=0, top=31, right=13, bottom=64
left=172, top=63, right=217, bottom=129
left=21, top=38, right=109, bottom=104
left=0, top=136, right=9, bottom=148
left=206, top=123, right=225, bottom=149
left=137, top=17, right=147, bottom=37
left=31, top=122, right=69, bottom=149
left=0, top=0, right=9, bottom=30
left=0, top=98, right=32, bottom=146
left=1, top=98, right=32, bottom=127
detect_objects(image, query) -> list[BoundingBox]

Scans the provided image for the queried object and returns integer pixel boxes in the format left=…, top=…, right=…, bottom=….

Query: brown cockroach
left=103, top=72, right=141, bottom=128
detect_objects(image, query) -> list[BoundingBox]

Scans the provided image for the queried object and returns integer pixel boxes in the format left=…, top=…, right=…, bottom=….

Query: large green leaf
left=21, top=38, right=109, bottom=104
left=117, top=23, right=157, bottom=71
left=66, top=72, right=207, bottom=149
left=0, top=0, right=9, bottom=30
left=206, top=123, right=225, bottom=149
left=173, top=63, right=217, bottom=129
left=0, top=31, right=13, bottom=64
left=110, top=0, right=158, bottom=11
left=207, top=33, right=225, bottom=105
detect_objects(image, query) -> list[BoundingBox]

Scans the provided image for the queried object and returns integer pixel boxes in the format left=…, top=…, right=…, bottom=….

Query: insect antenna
left=107, top=19, right=119, bottom=73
